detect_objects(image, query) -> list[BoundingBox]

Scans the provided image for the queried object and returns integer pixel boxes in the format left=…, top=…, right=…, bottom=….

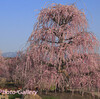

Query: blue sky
left=0, top=0, right=100, bottom=53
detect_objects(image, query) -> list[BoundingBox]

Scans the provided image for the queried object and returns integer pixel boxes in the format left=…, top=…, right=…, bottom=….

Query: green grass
left=42, top=96, right=60, bottom=99
left=9, top=93, right=22, bottom=99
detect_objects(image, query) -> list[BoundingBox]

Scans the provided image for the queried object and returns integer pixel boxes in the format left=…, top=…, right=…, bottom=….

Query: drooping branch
left=51, top=14, right=73, bottom=26
left=15, top=4, right=100, bottom=92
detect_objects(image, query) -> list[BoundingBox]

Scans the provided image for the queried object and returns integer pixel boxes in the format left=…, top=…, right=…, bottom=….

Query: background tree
left=15, top=4, right=100, bottom=92
left=0, top=52, right=10, bottom=88
left=0, top=53, right=9, bottom=78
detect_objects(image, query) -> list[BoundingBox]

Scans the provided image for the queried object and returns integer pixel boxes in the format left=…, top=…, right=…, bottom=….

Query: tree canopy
left=13, top=4, right=100, bottom=92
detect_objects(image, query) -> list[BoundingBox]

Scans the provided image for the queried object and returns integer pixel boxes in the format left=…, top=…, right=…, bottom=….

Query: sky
left=0, top=0, right=100, bottom=53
